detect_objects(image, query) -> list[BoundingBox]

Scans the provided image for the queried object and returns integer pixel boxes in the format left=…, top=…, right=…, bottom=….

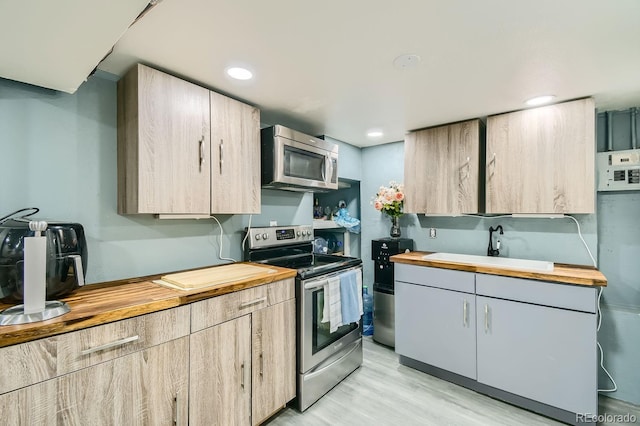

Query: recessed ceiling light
left=226, top=67, right=253, bottom=80
left=525, top=95, right=556, bottom=106
left=393, top=54, right=421, bottom=69
left=367, top=130, right=384, bottom=138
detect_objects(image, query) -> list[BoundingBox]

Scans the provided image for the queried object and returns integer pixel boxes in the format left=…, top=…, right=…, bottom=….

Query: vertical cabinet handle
left=259, top=351, right=264, bottom=379
left=240, top=362, right=245, bottom=390
left=463, top=300, right=468, bottom=327
left=219, top=139, right=224, bottom=174
left=198, top=136, right=205, bottom=169
left=173, top=393, right=179, bottom=425
left=484, top=304, right=490, bottom=333
left=487, top=153, right=496, bottom=177
left=465, top=156, right=471, bottom=179
left=460, top=157, right=471, bottom=181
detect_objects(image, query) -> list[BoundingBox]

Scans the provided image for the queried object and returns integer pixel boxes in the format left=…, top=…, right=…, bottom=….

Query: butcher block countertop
left=0, top=262, right=296, bottom=348
left=390, top=251, right=607, bottom=287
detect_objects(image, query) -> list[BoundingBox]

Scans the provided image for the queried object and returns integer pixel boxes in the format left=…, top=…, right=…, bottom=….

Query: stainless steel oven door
left=299, top=266, right=362, bottom=373
left=274, top=136, right=338, bottom=190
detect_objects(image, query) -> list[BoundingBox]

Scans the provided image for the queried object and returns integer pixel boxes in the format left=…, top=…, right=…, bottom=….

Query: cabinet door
left=476, top=296, right=597, bottom=414
left=210, top=91, right=261, bottom=214
left=57, top=336, right=189, bottom=425
left=190, top=315, right=252, bottom=426
left=0, top=379, right=56, bottom=426
left=486, top=98, right=595, bottom=213
left=404, top=119, right=481, bottom=214
left=252, top=299, right=296, bottom=425
left=404, top=129, right=433, bottom=214
left=395, top=282, right=477, bottom=379
left=0, top=337, right=56, bottom=394
left=118, top=63, right=211, bottom=214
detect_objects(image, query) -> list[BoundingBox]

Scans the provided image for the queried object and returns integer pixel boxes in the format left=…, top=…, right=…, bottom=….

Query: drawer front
left=476, top=274, right=597, bottom=313
left=191, top=279, right=295, bottom=332
left=191, top=284, right=268, bottom=332
left=0, top=338, right=57, bottom=394
left=57, top=305, right=190, bottom=375
left=266, top=278, right=295, bottom=305
left=395, top=264, right=475, bottom=293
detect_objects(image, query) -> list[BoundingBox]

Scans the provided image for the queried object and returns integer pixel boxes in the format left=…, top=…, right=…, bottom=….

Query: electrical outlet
left=429, top=228, right=437, bottom=239
left=270, top=220, right=277, bottom=227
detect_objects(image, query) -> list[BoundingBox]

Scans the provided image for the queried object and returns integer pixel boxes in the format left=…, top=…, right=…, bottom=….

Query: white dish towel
left=321, top=275, right=343, bottom=333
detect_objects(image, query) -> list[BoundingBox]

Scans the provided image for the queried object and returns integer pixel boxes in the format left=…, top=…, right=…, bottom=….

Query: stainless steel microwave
left=261, top=125, right=338, bottom=192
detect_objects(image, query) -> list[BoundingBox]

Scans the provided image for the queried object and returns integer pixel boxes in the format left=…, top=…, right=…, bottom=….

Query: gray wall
left=594, top=109, right=640, bottom=404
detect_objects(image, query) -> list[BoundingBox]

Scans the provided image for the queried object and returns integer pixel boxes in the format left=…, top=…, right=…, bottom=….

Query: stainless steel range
left=244, top=225, right=363, bottom=411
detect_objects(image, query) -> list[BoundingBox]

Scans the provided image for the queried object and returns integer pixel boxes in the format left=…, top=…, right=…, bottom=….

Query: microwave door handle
left=327, top=155, right=335, bottom=183
left=323, top=154, right=331, bottom=183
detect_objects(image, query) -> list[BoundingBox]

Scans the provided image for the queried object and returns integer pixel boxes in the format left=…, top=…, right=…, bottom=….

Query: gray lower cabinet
left=395, top=264, right=599, bottom=423
left=396, top=282, right=476, bottom=379
left=476, top=295, right=597, bottom=414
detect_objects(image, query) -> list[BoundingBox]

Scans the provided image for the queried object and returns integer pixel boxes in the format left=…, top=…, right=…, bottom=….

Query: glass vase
left=389, top=215, right=401, bottom=238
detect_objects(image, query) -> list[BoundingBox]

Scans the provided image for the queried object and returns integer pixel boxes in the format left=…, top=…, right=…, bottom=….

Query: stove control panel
left=247, top=225, right=314, bottom=249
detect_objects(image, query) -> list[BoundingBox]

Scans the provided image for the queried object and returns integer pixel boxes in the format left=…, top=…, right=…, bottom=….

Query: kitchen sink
left=422, top=252, right=554, bottom=272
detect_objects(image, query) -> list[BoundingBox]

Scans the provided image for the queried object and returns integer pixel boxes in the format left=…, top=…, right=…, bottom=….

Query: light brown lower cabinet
left=190, top=314, right=252, bottom=426
left=0, top=379, right=57, bottom=425
left=190, top=298, right=296, bottom=426
left=57, top=336, right=189, bottom=425
left=0, top=281, right=295, bottom=425
left=252, top=299, right=296, bottom=425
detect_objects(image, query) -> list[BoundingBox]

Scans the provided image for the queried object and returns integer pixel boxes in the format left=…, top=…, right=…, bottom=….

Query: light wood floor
left=266, top=337, right=640, bottom=426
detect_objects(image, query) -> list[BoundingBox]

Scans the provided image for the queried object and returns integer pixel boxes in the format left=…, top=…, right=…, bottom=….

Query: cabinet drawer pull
left=80, top=335, right=140, bottom=356
left=463, top=300, right=468, bottom=327
left=238, top=297, right=267, bottom=309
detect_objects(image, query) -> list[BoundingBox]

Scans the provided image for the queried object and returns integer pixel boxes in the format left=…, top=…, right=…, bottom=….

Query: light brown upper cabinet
left=117, top=64, right=260, bottom=216
left=486, top=98, right=595, bottom=214
left=404, top=119, right=484, bottom=215
left=210, top=92, right=261, bottom=214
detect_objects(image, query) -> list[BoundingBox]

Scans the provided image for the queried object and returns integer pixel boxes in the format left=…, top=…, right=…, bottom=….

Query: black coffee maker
left=0, top=210, right=88, bottom=303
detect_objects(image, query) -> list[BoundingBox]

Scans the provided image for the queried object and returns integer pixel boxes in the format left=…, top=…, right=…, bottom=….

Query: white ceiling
left=0, top=0, right=150, bottom=94
left=88, top=1, right=640, bottom=146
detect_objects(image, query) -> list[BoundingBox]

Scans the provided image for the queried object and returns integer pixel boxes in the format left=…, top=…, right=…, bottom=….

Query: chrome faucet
left=487, top=225, right=504, bottom=257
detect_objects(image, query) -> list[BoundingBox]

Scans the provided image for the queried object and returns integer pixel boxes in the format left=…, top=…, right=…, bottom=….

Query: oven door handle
left=302, top=265, right=362, bottom=291
left=304, top=281, right=326, bottom=291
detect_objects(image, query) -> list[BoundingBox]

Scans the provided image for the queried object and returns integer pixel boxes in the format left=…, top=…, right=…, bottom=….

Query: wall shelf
left=313, top=219, right=351, bottom=256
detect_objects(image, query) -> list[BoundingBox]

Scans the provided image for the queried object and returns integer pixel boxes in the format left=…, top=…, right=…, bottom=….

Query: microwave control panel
left=597, top=149, right=640, bottom=191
